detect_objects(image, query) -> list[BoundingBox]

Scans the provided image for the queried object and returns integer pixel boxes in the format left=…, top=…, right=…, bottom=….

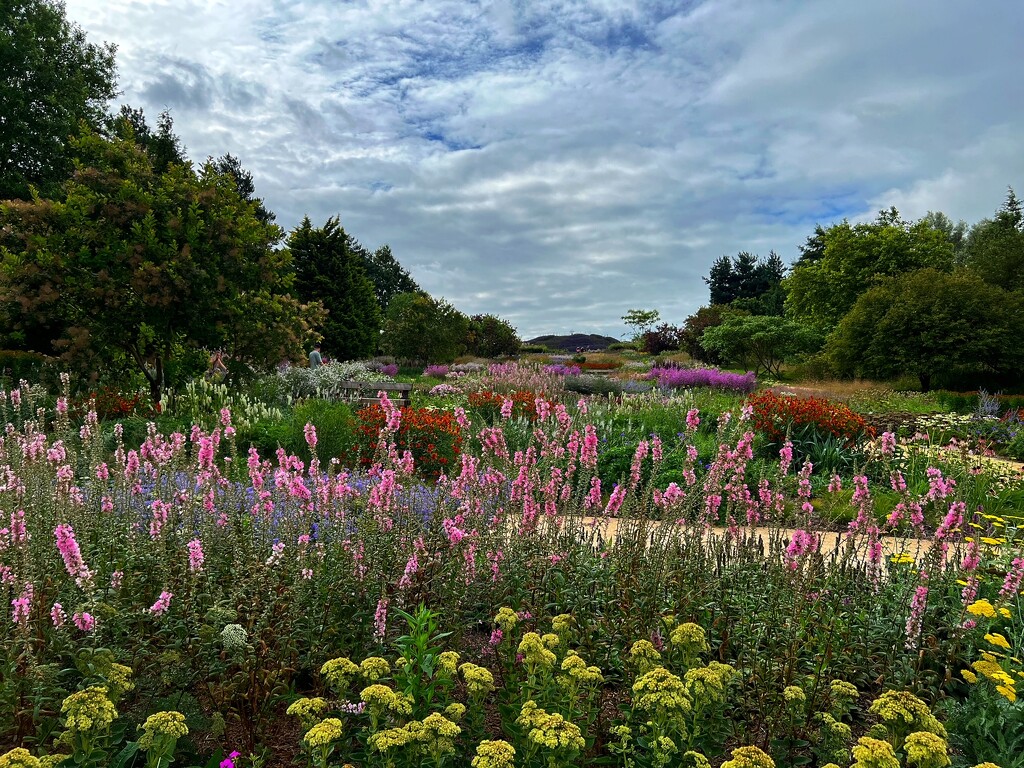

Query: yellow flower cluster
left=684, top=664, right=735, bottom=705
left=632, top=666, right=692, bottom=718
left=985, top=632, right=1011, bottom=650
left=444, top=703, right=466, bottom=721
left=303, top=717, right=344, bottom=748
left=0, top=748, right=41, bottom=768
left=286, top=697, right=328, bottom=726
left=903, top=731, right=951, bottom=768
left=721, top=745, right=776, bottom=768
left=967, top=599, right=997, bottom=619
left=518, top=632, right=557, bottom=670
left=683, top=750, right=713, bottom=768
left=818, top=712, right=852, bottom=741
left=137, top=711, right=188, bottom=749
left=494, top=607, right=518, bottom=632
left=552, top=614, right=573, bottom=633
left=970, top=653, right=1018, bottom=702
left=670, top=622, right=710, bottom=655
left=471, top=739, right=516, bottom=768
left=106, top=663, right=135, bottom=701
left=460, top=662, right=495, bottom=697
left=61, top=686, right=117, bottom=733
left=868, top=690, right=947, bottom=739
left=360, top=684, right=413, bottom=716
left=830, top=679, right=859, bottom=702
left=360, top=656, right=391, bottom=681
left=368, top=725, right=418, bottom=753
left=851, top=736, right=900, bottom=768
left=629, top=639, right=662, bottom=673
left=437, top=651, right=460, bottom=676
left=517, top=701, right=585, bottom=752
left=321, top=657, right=360, bottom=691
left=558, top=651, right=604, bottom=685
left=783, top=685, right=806, bottom=711
left=417, top=712, right=462, bottom=756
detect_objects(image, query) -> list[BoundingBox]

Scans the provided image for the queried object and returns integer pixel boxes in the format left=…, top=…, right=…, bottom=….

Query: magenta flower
left=187, top=538, right=205, bottom=573
left=150, top=591, right=173, bottom=615
left=73, top=611, right=96, bottom=632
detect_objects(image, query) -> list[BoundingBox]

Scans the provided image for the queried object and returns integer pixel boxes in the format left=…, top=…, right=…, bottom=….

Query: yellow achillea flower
left=632, top=666, right=692, bottom=718
left=985, top=633, right=1012, bottom=650
left=903, top=731, right=951, bottom=768
left=721, top=745, right=776, bottom=768
left=471, top=739, right=515, bottom=768
left=137, top=711, right=188, bottom=750
left=303, top=718, right=344, bottom=748
left=961, top=669, right=979, bottom=684
left=851, top=736, right=900, bottom=768
left=971, top=763, right=1003, bottom=768
left=972, top=659, right=1014, bottom=686
left=518, top=632, right=557, bottom=670
left=891, top=553, right=915, bottom=564
left=996, top=684, right=1017, bottom=702
left=967, top=600, right=997, bottom=618
left=61, top=687, right=117, bottom=733
left=494, top=607, right=518, bottom=632
left=437, top=651, right=460, bottom=676
left=321, top=657, right=360, bottom=691
left=459, top=662, right=495, bottom=697
left=360, top=656, right=391, bottom=681
left=0, top=748, right=41, bottom=768
left=1000, top=607, right=1012, bottom=619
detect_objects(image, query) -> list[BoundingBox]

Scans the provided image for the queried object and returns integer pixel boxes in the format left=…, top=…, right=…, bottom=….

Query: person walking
left=309, top=343, right=323, bottom=369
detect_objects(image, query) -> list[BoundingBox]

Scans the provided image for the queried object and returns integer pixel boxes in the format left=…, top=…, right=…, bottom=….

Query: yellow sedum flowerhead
left=360, top=656, right=391, bottom=681
left=419, top=713, right=462, bottom=756
left=321, top=657, right=360, bottom=690
left=868, top=690, right=946, bottom=739
left=721, top=745, right=776, bottom=768
left=460, top=662, right=496, bottom=697
left=670, top=622, right=710, bottom=655
left=444, top=703, right=466, bottom=721
left=967, top=599, right=997, bottom=619
left=0, top=748, right=41, bottom=768
left=518, top=632, right=557, bottom=669
left=783, top=686, right=806, bottom=706
left=683, top=751, right=713, bottom=768
left=494, top=607, right=518, bottom=633
left=527, top=712, right=584, bottom=751
left=552, top=614, right=573, bottom=633
left=903, top=731, right=951, bottom=768
left=437, top=651, right=460, bottom=676
left=361, top=684, right=413, bottom=716
left=629, top=639, right=662, bottom=673
left=137, top=711, right=188, bottom=750
left=303, top=717, right=344, bottom=748
left=685, top=666, right=730, bottom=704
left=367, top=725, right=418, bottom=753
left=541, top=633, right=560, bottom=649
left=61, top=686, right=117, bottom=733
left=559, top=651, right=604, bottom=685
left=632, top=666, right=692, bottom=718
left=471, top=739, right=515, bottom=768
left=851, top=737, right=900, bottom=768
left=287, top=697, right=328, bottom=725
left=985, top=633, right=1012, bottom=650
left=831, top=680, right=858, bottom=701
left=106, top=663, right=135, bottom=701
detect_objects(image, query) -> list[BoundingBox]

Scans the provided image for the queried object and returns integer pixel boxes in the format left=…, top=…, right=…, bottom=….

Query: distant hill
left=526, top=333, right=621, bottom=352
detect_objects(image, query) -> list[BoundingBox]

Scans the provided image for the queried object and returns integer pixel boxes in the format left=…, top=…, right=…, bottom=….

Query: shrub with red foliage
left=579, top=361, right=621, bottom=371
left=355, top=405, right=462, bottom=479
left=467, top=390, right=540, bottom=421
left=71, top=386, right=156, bottom=421
left=747, top=390, right=872, bottom=445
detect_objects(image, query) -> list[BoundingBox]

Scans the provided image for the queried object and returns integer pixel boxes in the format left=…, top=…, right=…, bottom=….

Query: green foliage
left=700, top=315, right=822, bottom=377
left=786, top=208, right=957, bottom=330
left=355, top=242, right=419, bottom=312
left=827, top=268, right=1024, bottom=391
left=0, top=0, right=117, bottom=201
left=962, top=187, right=1024, bottom=292
left=289, top=216, right=381, bottom=361
left=678, top=305, right=747, bottom=365
left=466, top=313, right=521, bottom=358
left=704, top=250, right=786, bottom=311
left=621, top=308, right=660, bottom=339
left=381, top=292, right=469, bottom=364
left=0, top=130, right=324, bottom=402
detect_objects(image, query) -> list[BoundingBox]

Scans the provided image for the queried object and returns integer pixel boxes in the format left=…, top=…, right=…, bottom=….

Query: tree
left=962, top=187, right=1024, bottom=292
left=1, top=0, right=117, bottom=201
left=704, top=251, right=786, bottom=313
left=210, top=152, right=276, bottom=225
left=0, top=130, right=322, bottom=402
left=381, top=292, right=468, bottom=363
left=621, top=308, right=660, bottom=340
left=785, top=209, right=956, bottom=330
left=107, top=106, right=187, bottom=173
left=678, top=305, right=746, bottom=364
left=827, top=269, right=1024, bottom=391
left=289, top=216, right=381, bottom=361
left=639, top=323, right=681, bottom=355
left=466, top=314, right=520, bottom=358
left=349, top=240, right=418, bottom=312
left=700, top=315, right=821, bottom=377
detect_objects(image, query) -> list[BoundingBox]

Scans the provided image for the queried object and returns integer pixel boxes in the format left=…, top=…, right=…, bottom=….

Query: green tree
left=704, top=251, right=786, bottom=313
left=1, top=0, right=118, bottom=201
left=466, top=313, right=521, bottom=358
left=289, top=216, right=381, bottom=361
left=621, top=308, right=660, bottom=340
left=785, top=209, right=956, bottom=330
left=107, top=106, right=187, bottom=174
left=0, top=130, right=321, bottom=402
left=962, top=187, right=1024, bottom=292
left=381, top=292, right=468, bottom=363
left=678, top=305, right=747, bottom=364
left=348, top=240, right=419, bottom=312
left=700, top=315, right=821, bottom=377
left=827, top=268, right=1024, bottom=391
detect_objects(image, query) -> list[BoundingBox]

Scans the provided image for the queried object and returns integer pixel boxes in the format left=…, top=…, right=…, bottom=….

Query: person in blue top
left=309, top=343, right=323, bottom=369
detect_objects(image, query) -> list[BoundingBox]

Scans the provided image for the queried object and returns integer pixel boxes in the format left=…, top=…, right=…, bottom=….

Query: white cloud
left=63, top=0, right=1024, bottom=340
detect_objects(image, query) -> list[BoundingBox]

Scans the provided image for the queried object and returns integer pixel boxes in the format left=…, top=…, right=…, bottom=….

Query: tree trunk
left=918, top=372, right=931, bottom=392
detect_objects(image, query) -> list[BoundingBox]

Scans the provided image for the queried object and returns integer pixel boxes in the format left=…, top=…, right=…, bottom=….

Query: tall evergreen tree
left=289, top=217, right=381, bottom=360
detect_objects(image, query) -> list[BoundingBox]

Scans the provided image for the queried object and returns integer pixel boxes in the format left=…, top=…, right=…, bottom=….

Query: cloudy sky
left=64, top=0, right=1024, bottom=340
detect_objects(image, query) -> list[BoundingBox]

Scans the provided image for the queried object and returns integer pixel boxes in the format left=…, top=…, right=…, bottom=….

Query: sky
left=64, top=0, right=1024, bottom=341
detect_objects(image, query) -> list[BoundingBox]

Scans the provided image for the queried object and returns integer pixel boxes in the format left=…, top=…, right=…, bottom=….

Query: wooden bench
left=334, top=380, right=412, bottom=409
